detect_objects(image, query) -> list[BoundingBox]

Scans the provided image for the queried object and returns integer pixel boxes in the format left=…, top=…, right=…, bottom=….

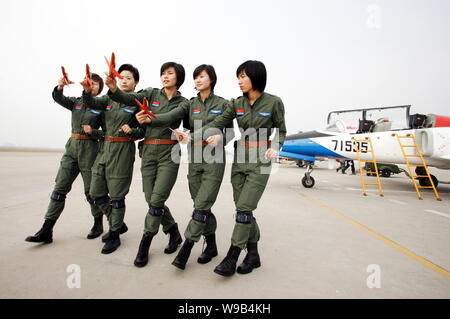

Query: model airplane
left=104, top=52, right=123, bottom=80
left=279, top=105, right=450, bottom=188
left=61, top=66, right=74, bottom=86
left=85, top=64, right=93, bottom=89
left=134, top=97, right=157, bottom=119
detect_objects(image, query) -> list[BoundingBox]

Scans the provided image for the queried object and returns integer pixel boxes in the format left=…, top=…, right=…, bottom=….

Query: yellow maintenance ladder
left=393, top=133, right=441, bottom=201
left=352, top=137, right=384, bottom=197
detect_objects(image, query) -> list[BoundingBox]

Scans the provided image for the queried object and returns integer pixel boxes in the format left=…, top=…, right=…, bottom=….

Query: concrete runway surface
left=0, top=151, right=449, bottom=299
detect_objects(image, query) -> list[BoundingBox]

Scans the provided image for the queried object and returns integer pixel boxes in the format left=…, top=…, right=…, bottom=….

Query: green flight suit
left=82, top=91, right=142, bottom=232
left=108, top=87, right=187, bottom=236
left=45, top=87, right=104, bottom=222
left=150, top=92, right=234, bottom=242
left=193, top=92, right=287, bottom=249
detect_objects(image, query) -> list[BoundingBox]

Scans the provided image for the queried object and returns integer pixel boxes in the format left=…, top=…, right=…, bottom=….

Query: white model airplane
left=279, top=105, right=450, bottom=188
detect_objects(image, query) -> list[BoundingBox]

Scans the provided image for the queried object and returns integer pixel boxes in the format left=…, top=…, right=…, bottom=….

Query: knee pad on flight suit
left=92, top=195, right=110, bottom=205
left=86, top=195, right=94, bottom=205
left=86, top=195, right=103, bottom=218
left=192, top=209, right=212, bottom=223
left=148, top=205, right=165, bottom=217
left=235, top=211, right=254, bottom=224
left=50, top=191, right=66, bottom=202
left=45, top=191, right=67, bottom=221
left=231, top=211, right=255, bottom=249
left=111, top=199, right=125, bottom=209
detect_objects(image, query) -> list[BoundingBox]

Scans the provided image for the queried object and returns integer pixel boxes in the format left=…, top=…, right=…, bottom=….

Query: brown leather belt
left=239, top=141, right=271, bottom=147
left=104, top=136, right=136, bottom=142
left=71, top=133, right=94, bottom=140
left=193, top=141, right=209, bottom=146
left=143, top=139, right=178, bottom=145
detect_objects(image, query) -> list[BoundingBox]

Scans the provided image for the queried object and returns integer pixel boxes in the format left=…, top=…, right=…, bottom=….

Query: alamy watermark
left=366, top=264, right=381, bottom=288
left=367, top=4, right=381, bottom=29
left=66, top=264, right=81, bottom=289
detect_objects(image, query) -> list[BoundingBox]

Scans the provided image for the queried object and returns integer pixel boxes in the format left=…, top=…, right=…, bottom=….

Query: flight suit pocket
left=236, top=112, right=250, bottom=127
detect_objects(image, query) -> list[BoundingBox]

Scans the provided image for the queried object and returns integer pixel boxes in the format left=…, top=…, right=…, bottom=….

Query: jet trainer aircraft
left=279, top=105, right=450, bottom=188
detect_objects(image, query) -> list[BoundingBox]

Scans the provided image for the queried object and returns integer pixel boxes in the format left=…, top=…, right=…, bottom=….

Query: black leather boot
left=134, top=233, right=154, bottom=268
left=213, top=245, right=241, bottom=277
left=197, top=234, right=218, bottom=264
left=164, top=223, right=182, bottom=254
left=237, top=242, right=261, bottom=274
left=25, top=219, right=56, bottom=244
left=172, top=239, right=195, bottom=270
left=101, top=230, right=120, bottom=254
left=87, top=216, right=104, bottom=239
left=102, top=222, right=128, bottom=242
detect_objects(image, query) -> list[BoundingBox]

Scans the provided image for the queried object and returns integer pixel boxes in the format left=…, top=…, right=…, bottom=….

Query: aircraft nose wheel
left=301, top=161, right=315, bottom=188
left=301, top=175, right=315, bottom=188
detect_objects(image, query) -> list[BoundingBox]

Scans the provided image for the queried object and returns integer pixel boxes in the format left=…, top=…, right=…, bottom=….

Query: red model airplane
left=85, top=64, right=93, bottom=89
left=104, top=52, right=123, bottom=80
left=134, top=97, right=157, bottom=119
left=61, top=66, right=74, bottom=86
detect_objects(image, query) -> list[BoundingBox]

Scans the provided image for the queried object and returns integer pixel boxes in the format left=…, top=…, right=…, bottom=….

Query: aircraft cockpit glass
left=327, top=105, right=411, bottom=133
left=365, top=108, right=408, bottom=130
left=327, top=113, right=359, bottom=133
left=325, top=119, right=348, bottom=133
left=372, top=117, right=392, bottom=132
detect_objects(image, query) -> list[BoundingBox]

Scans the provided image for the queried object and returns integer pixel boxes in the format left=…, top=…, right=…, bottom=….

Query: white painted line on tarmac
left=424, top=210, right=450, bottom=219
left=389, top=199, right=407, bottom=205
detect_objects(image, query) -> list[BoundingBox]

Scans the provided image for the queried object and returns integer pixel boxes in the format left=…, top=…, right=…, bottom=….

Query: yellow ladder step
left=394, top=133, right=441, bottom=201
left=353, top=136, right=383, bottom=197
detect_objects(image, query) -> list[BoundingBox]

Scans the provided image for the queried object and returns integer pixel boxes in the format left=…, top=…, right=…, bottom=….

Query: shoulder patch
left=236, top=108, right=245, bottom=116
left=151, top=101, right=160, bottom=107
left=74, top=105, right=82, bottom=111
left=193, top=108, right=201, bottom=114
left=106, top=105, right=112, bottom=111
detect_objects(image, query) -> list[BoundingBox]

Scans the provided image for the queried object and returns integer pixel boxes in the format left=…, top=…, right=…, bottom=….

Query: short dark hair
left=91, top=73, right=104, bottom=94
left=193, top=64, right=217, bottom=91
left=118, top=64, right=140, bottom=83
left=160, top=62, right=185, bottom=89
left=236, top=60, right=267, bottom=92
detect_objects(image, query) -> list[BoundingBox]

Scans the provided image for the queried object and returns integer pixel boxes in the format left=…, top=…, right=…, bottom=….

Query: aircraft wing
left=279, top=151, right=316, bottom=162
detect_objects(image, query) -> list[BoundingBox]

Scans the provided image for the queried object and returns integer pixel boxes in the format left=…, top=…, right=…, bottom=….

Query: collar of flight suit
left=242, top=92, right=266, bottom=107
left=196, top=91, right=215, bottom=105
left=159, top=87, right=183, bottom=101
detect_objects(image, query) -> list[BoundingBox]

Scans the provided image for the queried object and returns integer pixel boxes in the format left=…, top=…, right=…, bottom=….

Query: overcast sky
left=0, top=0, right=448, bottom=149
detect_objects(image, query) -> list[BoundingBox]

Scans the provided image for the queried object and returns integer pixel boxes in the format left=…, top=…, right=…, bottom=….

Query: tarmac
left=0, top=151, right=449, bottom=299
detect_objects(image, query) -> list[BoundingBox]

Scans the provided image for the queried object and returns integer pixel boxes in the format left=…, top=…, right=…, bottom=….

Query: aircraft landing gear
left=416, top=167, right=439, bottom=187
left=419, top=175, right=438, bottom=187
left=301, top=162, right=315, bottom=188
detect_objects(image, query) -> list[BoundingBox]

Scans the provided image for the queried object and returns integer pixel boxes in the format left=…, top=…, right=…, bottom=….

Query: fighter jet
left=279, top=105, right=450, bottom=188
